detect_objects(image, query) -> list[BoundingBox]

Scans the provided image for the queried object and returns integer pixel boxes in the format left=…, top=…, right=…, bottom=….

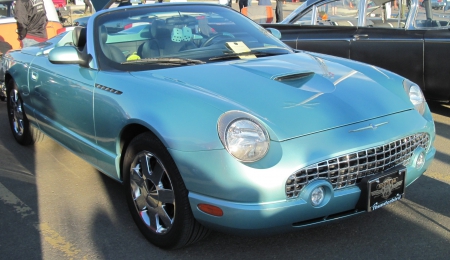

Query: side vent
left=95, top=84, right=123, bottom=95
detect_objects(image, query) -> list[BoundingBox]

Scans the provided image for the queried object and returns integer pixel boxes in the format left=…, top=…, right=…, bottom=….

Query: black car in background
left=262, top=0, right=450, bottom=101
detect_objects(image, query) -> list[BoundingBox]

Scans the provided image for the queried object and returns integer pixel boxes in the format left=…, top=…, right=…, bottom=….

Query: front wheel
left=123, top=132, right=210, bottom=249
left=6, top=79, right=41, bottom=145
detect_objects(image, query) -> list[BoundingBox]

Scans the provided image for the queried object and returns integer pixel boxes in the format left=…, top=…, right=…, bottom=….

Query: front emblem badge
left=349, top=122, right=388, bottom=133
left=371, top=177, right=403, bottom=200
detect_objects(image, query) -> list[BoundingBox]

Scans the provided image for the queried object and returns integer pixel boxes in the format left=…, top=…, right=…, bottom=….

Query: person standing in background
left=258, top=0, right=271, bottom=5
left=14, top=0, right=47, bottom=48
left=84, top=0, right=93, bottom=14
left=239, top=0, right=248, bottom=12
left=275, top=0, right=283, bottom=22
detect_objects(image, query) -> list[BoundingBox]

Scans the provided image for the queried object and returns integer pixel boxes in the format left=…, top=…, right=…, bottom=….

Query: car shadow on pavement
left=0, top=102, right=43, bottom=259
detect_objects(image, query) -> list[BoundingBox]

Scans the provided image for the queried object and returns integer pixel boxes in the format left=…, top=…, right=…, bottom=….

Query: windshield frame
left=92, top=4, right=293, bottom=71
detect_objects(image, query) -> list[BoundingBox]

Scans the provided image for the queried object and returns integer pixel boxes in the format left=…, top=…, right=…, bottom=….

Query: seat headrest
left=150, top=19, right=169, bottom=39
left=72, top=26, right=86, bottom=48
left=100, top=25, right=108, bottom=44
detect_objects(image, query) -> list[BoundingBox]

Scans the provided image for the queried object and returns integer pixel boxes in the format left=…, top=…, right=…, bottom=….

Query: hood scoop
left=274, top=71, right=336, bottom=94
left=273, top=72, right=315, bottom=88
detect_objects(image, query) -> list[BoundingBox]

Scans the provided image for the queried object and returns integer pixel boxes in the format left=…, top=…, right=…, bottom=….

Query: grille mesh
left=286, top=133, right=430, bottom=199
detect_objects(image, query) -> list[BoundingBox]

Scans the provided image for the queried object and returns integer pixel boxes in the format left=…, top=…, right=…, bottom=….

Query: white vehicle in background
left=0, top=0, right=63, bottom=101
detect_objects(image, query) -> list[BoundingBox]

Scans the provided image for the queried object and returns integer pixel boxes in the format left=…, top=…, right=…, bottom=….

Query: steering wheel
left=201, top=33, right=235, bottom=47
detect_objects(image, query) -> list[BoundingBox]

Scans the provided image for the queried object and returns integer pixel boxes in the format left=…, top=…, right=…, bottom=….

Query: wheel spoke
left=139, top=154, right=153, bottom=180
left=157, top=206, right=173, bottom=228
left=130, top=166, right=144, bottom=189
left=134, top=192, right=148, bottom=211
left=145, top=207, right=160, bottom=231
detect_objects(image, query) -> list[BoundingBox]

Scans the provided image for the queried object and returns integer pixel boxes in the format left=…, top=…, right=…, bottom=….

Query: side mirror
left=265, top=28, right=282, bottom=39
left=48, top=46, right=84, bottom=65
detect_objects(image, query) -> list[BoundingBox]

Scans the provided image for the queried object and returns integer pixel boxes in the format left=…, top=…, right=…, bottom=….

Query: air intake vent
left=274, top=72, right=315, bottom=82
left=95, top=84, right=123, bottom=95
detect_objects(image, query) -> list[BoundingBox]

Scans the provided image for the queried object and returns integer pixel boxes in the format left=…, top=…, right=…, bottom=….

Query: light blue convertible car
left=2, top=3, right=435, bottom=249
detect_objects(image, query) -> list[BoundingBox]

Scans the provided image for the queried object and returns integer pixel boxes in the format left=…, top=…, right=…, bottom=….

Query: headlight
left=403, top=79, right=425, bottom=115
left=218, top=111, right=270, bottom=162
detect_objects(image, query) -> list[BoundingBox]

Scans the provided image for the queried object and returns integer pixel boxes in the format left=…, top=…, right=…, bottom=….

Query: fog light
left=311, top=186, right=325, bottom=206
left=415, top=151, right=425, bottom=169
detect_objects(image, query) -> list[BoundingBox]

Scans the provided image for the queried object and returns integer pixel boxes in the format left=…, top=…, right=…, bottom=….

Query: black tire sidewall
left=122, top=132, right=194, bottom=249
left=6, top=80, right=33, bottom=145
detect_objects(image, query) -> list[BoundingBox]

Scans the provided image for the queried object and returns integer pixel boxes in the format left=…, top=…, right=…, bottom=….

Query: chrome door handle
left=353, top=34, right=369, bottom=41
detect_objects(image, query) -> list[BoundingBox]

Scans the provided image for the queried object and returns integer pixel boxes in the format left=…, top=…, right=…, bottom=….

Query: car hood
left=130, top=52, right=412, bottom=141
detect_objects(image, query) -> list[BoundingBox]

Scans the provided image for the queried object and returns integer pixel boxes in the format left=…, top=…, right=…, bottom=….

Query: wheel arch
left=118, top=123, right=163, bottom=181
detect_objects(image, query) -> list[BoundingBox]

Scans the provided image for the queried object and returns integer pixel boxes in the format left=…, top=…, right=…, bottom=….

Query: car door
left=423, top=29, right=450, bottom=100
left=28, top=55, right=99, bottom=164
left=349, top=0, right=425, bottom=89
left=350, top=27, right=424, bottom=88
left=278, top=0, right=359, bottom=58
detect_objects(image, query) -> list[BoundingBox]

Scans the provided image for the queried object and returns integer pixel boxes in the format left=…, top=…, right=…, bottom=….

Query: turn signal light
left=198, top=204, right=223, bottom=217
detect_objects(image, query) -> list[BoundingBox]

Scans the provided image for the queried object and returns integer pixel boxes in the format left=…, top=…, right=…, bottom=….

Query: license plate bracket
left=356, top=166, right=406, bottom=212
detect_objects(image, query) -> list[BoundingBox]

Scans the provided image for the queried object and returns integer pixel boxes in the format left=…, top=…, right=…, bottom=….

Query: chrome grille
left=286, top=133, right=430, bottom=199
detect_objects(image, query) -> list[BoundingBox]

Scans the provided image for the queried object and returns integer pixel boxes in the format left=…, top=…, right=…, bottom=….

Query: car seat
left=99, top=25, right=126, bottom=63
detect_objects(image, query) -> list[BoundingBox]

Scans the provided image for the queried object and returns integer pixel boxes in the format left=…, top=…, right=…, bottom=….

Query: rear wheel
left=123, top=132, right=210, bottom=249
left=6, top=79, right=41, bottom=145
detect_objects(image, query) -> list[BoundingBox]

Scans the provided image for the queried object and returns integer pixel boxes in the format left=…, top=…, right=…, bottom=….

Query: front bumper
left=188, top=148, right=434, bottom=235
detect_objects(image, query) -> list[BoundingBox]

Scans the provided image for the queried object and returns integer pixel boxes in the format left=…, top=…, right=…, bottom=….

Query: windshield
left=94, top=4, right=293, bottom=71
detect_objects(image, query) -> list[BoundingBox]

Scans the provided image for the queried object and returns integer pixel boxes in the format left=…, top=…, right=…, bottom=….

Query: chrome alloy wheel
left=9, top=88, right=25, bottom=137
left=129, top=151, right=175, bottom=234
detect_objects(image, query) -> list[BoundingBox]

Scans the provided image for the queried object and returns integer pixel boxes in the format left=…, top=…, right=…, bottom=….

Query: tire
left=6, top=79, right=42, bottom=145
left=123, top=132, right=210, bottom=249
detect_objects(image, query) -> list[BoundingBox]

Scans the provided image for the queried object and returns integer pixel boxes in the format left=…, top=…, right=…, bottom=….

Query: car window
left=365, top=0, right=411, bottom=28
left=291, top=0, right=360, bottom=26
left=94, top=5, right=293, bottom=71
left=0, top=4, right=7, bottom=17
left=0, top=2, right=13, bottom=18
left=415, top=0, right=450, bottom=28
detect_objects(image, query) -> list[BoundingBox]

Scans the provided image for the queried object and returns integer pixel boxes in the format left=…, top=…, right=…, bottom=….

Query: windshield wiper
left=209, top=51, right=284, bottom=61
left=122, top=58, right=206, bottom=65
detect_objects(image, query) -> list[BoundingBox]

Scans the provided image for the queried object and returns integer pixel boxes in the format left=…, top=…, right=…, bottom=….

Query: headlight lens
left=403, top=79, right=425, bottom=115
left=218, top=111, right=270, bottom=162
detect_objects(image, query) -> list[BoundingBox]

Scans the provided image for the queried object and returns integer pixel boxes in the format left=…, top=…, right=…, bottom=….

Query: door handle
left=353, top=34, right=369, bottom=41
left=31, top=71, right=38, bottom=81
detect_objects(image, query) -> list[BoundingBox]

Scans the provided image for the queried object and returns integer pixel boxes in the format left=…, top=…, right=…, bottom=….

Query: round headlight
left=403, top=80, right=425, bottom=115
left=218, top=111, right=270, bottom=162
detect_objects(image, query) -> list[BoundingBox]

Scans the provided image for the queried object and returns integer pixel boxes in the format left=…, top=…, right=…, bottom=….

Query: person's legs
left=275, top=1, right=284, bottom=22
